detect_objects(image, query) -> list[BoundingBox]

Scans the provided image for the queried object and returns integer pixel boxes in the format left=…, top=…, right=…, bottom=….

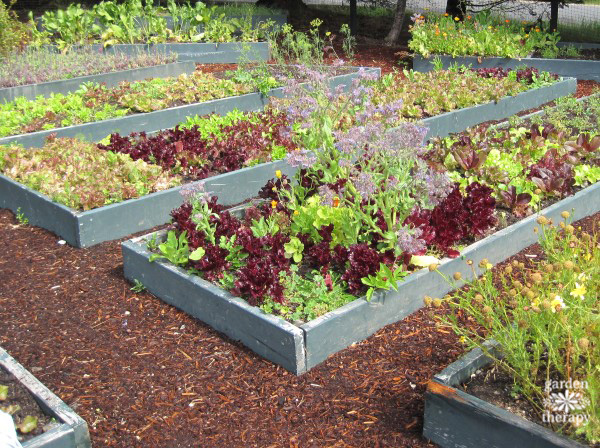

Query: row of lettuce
left=0, top=65, right=565, bottom=210
left=1, top=65, right=598, bottom=319
left=0, top=65, right=555, bottom=138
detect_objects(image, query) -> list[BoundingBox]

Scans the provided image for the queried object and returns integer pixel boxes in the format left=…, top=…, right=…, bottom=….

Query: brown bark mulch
left=1, top=202, right=599, bottom=448
left=1, top=205, right=597, bottom=447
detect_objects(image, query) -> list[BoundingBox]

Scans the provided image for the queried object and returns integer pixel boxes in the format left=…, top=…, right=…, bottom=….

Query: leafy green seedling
left=17, top=415, right=38, bottom=434
left=130, top=279, right=146, bottom=293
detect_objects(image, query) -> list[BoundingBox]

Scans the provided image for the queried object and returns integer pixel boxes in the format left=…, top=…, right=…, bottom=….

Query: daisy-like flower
left=550, top=295, right=567, bottom=313
left=570, top=283, right=586, bottom=300
left=577, top=272, right=588, bottom=282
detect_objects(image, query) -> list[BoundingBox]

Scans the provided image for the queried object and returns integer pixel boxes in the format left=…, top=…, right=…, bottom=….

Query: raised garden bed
left=417, top=76, right=575, bottom=139
left=413, top=54, right=600, bottom=82
left=77, top=41, right=271, bottom=63
left=0, top=346, right=91, bottom=448
left=422, top=342, right=588, bottom=448
left=118, top=72, right=597, bottom=375
left=0, top=159, right=295, bottom=248
left=0, top=61, right=194, bottom=103
left=121, top=178, right=600, bottom=375
left=0, top=67, right=378, bottom=148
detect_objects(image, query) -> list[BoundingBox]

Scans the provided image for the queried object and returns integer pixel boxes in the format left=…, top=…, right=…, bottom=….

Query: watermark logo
left=542, top=379, right=590, bottom=425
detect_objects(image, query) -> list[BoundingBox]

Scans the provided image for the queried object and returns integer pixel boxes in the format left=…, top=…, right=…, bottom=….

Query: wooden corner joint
left=426, top=380, right=467, bottom=403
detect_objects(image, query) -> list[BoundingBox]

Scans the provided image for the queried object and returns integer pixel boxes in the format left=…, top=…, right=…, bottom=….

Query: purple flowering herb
left=286, top=149, right=317, bottom=168
left=396, top=226, right=427, bottom=255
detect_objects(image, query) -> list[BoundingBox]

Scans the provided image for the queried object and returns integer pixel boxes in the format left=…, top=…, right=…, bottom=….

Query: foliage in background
left=0, top=138, right=178, bottom=210
left=0, top=47, right=176, bottom=88
left=29, top=0, right=275, bottom=49
left=432, top=216, right=599, bottom=443
left=0, top=0, right=30, bottom=56
left=409, top=12, right=563, bottom=58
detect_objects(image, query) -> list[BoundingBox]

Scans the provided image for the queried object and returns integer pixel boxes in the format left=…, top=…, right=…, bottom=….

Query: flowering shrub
left=409, top=12, right=562, bottom=58
left=429, top=214, right=599, bottom=443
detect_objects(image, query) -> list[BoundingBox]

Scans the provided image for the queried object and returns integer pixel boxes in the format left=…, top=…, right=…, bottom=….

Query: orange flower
left=444, top=13, right=449, bottom=16
left=333, top=197, right=340, bottom=207
left=467, top=15, right=472, bottom=19
left=271, top=200, right=277, bottom=209
left=505, top=19, right=510, bottom=23
left=435, top=29, right=440, bottom=35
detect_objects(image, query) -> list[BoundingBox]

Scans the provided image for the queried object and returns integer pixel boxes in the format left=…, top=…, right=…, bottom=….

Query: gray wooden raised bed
left=416, top=77, right=575, bottom=139
left=0, top=67, right=379, bottom=149
left=121, top=180, right=600, bottom=375
left=413, top=53, right=600, bottom=82
left=81, top=41, right=270, bottom=63
left=423, top=341, right=587, bottom=448
left=0, top=159, right=298, bottom=248
left=0, top=61, right=195, bottom=103
left=0, top=346, right=91, bottom=448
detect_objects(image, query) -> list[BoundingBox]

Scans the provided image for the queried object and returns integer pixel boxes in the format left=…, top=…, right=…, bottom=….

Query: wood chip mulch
left=1, top=207, right=599, bottom=447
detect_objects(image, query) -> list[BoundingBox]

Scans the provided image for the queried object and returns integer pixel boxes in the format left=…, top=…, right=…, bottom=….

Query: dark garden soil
left=1, top=366, right=56, bottom=443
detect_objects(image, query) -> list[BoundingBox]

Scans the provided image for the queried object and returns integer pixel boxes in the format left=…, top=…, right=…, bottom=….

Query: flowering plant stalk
left=428, top=213, right=599, bottom=443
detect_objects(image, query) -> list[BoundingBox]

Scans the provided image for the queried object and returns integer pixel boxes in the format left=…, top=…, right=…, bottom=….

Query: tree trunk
left=384, top=0, right=407, bottom=46
left=445, top=0, right=467, bottom=20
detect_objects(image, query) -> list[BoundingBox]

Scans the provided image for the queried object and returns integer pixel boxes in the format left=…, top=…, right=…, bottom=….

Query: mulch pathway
left=1, top=208, right=597, bottom=447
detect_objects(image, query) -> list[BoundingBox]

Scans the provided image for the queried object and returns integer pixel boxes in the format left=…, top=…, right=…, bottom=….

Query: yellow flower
left=444, top=12, right=449, bottom=16
left=531, top=297, right=541, bottom=308
left=486, top=263, right=493, bottom=270
left=454, top=16, right=460, bottom=21
left=293, top=210, right=299, bottom=216
left=275, top=170, right=282, bottom=179
left=570, top=283, right=586, bottom=300
left=525, top=34, right=529, bottom=38
left=271, top=200, right=277, bottom=209
left=577, top=272, right=588, bottom=282
left=443, top=32, right=447, bottom=37
left=550, top=295, right=567, bottom=313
